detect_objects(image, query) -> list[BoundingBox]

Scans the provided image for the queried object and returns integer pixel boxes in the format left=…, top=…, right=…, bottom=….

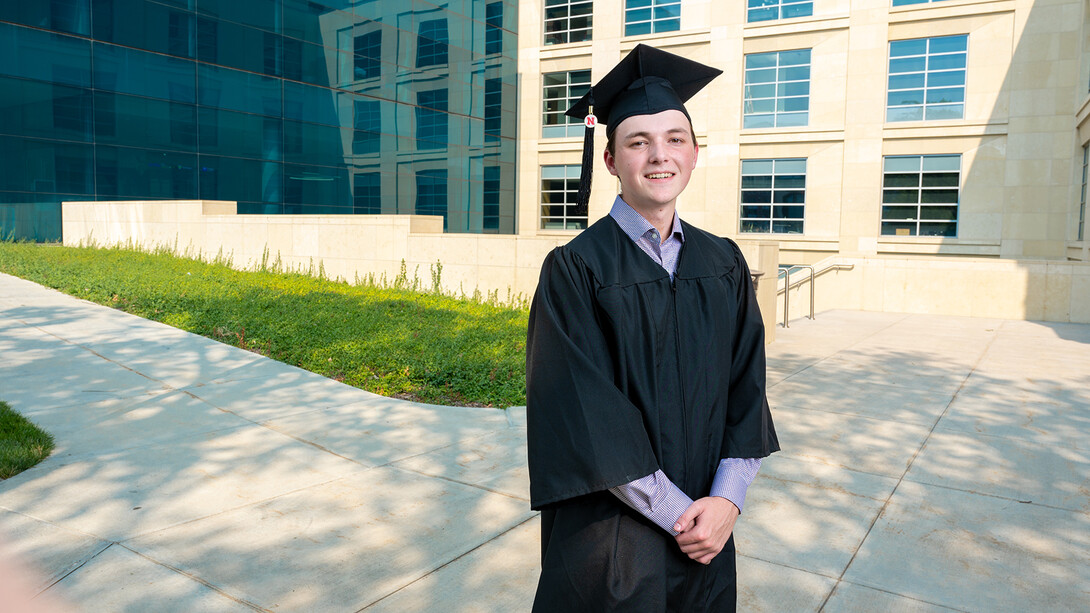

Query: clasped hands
left=673, top=496, right=739, bottom=565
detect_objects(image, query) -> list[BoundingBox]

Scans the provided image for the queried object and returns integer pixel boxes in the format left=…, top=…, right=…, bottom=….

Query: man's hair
left=605, top=120, right=698, bottom=157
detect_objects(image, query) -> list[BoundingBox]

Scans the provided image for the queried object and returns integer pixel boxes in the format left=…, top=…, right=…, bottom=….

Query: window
left=416, top=89, right=448, bottom=150
left=353, top=99, right=381, bottom=155
left=740, top=159, right=805, bottom=234
left=417, top=18, right=448, bottom=67
left=1080, top=145, right=1087, bottom=241
left=747, top=0, right=812, bottom=22
left=743, top=49, right=810, bottom=128
left=625, top=0, right=680, bottom=36
left=354, top=172, right=381, bottom=214
left=881, top=154, right=960, bottom=237
left=485, top=78, right=502, bottom=142
left=542, top=70, right=591, bottom=138
left=485, top=2, right=503, bottom=55
left=887, top=35, right=967, bottom=122
left=483, top=165, right=500, bottom=230
left=354, top=30, right=381, bottom=80
left=540, top=165, right=587, bottom=229
left=416, top=168, right=448, bottom=227
left=544, top=0, right=592, bottom=46
left=892, top=0, right=953, bottom=5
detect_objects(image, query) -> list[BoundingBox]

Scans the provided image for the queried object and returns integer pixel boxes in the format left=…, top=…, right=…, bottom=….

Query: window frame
left=540, top=164, right=587, bottom=230
left=891, top=0, right=954, bottom=6
left=542, top=69, right=592, bottom=138
left=743, top=48, right=811, bottom=129
left=739, top=158, right=807, bottom=235
left=416, top=18, right=449, bottom=68
left=746, top=0, right=813, bottom=23
left=886, top=34, right=968, bottom=123
left=624, top=0, right=681, bottom=37
left=880, top=154, right=961, bottom=237
left=353, top=29, right=381, bottom=81
left=544, top=0, right=593, bottom=46
left=415, top=88, right=448, bottom=151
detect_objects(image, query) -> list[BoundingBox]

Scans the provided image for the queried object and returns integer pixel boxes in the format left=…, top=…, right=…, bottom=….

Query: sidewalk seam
left=355, top=514, right=539, bottom=611
left=816, top=327, right=1000, bottom=612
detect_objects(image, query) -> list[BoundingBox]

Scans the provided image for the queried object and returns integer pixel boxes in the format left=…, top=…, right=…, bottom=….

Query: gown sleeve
left=721, top=240, right=780, bottom=459
left=526, top=248, right=662, bottom=510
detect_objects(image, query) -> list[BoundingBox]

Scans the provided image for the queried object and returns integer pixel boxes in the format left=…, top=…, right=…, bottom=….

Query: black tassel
left=576, top=91, right=595, bottom=214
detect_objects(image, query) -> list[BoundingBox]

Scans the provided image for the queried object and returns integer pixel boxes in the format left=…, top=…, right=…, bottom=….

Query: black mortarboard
left=566, top=44, right=722, bottom=136
left=565, top=44, right=722, bottom=213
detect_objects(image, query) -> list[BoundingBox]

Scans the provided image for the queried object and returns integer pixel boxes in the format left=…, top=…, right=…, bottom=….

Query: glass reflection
left=1, top=0, right=518, bottom=240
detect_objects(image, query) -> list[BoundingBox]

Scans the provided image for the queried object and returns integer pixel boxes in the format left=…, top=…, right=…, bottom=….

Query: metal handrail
left=777, top=263, right=855, bottom=328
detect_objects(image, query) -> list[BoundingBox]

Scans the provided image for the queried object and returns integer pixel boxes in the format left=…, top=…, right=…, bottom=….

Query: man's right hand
left=673, top=496, right=739, bottom=565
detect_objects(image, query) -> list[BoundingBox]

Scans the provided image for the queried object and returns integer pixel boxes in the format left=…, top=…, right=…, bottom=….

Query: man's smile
left=645, top=172, right=675, bottom=179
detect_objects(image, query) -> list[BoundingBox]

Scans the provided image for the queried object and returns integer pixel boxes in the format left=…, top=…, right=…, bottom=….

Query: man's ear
left=603, top=148, right=619, bottom=177
left=691, top=143, right=699, bottom=169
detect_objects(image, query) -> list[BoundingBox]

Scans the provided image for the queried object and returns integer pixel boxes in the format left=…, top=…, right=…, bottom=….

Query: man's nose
left=648, top=140, right=668, bottom=163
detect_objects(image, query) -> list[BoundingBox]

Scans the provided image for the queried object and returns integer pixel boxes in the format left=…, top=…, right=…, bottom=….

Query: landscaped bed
left=0, top=242, right=528, bottom=407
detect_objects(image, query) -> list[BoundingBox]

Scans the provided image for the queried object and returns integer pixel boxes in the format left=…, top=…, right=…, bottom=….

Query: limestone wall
left=61, top=201, right=784, bottom=342
left=779, top=255, right=1090, bottom=324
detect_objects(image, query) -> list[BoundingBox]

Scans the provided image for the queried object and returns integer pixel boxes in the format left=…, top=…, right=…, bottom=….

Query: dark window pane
left=882, top=221, right=917, bottom=236
left=919, top=222, right=956, bottom=236
left=920, top=205, right=958, bottom=220
left=741, top=220, right=770, bottom=233
left=920, top=188, right=959, bottom=204
left=741, top=205, right=771, bottom=218
left=921, top=172, right=959, bottom=187
left=773, top=190, right=805, bottom=204
left=741, top=190, right=773, bottom=204
left=741, top=175, right=772, bottom=189
left=884, top=173, right=919, bottom=188
left=771, top=220, right=803, bottom=233
left=882, top=205, right=918, bottom=221
left=883, top=189, right=919, bottom=204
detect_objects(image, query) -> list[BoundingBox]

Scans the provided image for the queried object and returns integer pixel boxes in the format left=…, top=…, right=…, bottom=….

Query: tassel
left=576, top=93, right=596, bottom=213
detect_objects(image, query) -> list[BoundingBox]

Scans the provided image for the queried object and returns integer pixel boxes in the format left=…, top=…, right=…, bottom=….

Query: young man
left=526, top=45, right=779, bottom=611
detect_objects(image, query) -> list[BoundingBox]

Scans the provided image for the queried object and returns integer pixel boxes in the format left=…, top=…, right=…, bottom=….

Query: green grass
left=0, top=242, right=529, bottom=407
left=0, top=401, right=55, bottom=479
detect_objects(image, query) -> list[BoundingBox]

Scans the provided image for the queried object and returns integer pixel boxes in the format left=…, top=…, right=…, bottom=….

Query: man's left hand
left=673, top=497, right=739, bottom=565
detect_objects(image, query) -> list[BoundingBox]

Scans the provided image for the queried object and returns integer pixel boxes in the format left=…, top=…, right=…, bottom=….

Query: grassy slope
left=0, top=401, right=55, bottom=479
left=0, top=243, right=528, bottom=407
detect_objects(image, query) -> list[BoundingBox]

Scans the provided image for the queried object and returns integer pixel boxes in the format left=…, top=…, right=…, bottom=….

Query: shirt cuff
left=609, top=470, right=694, bottom=535
left=709, top=457, right=763, bottom=513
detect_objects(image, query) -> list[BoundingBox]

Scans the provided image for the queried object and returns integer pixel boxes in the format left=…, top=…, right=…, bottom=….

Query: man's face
left=603, top=109, right=698, bottom=213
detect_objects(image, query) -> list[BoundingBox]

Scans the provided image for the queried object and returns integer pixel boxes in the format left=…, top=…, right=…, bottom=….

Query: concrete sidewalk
left=1, top=272, right=1088, bottom=612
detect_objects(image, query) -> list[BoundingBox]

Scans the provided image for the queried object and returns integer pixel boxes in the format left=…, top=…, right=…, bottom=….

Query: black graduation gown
left=525, top=215, right=779, bottom=612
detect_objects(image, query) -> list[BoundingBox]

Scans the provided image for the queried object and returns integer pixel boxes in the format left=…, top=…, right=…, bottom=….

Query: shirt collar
left=608, top=196, right=685, bottom=244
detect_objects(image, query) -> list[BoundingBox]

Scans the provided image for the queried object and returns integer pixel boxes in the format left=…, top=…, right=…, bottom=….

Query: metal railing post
left=782, top=268, right=790, bottom=328
left=777, top=262, right=855, bottom=329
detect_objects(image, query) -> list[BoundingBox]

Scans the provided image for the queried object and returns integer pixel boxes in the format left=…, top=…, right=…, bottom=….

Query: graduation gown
left=526, top=215, right=779, bottom=612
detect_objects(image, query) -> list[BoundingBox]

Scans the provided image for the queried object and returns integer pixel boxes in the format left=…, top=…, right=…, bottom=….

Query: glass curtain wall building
left=0, top=0, right=518, bottom=241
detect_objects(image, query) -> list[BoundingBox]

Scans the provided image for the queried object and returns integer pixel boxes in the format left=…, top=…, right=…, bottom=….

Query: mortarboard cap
left=565, top=44, right=722, bottom=137
left=565, top=44, right=722, bottom=215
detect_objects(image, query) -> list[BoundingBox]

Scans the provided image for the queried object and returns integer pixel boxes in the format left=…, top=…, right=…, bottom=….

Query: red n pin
left=584, top=114, right=597, bottom=129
